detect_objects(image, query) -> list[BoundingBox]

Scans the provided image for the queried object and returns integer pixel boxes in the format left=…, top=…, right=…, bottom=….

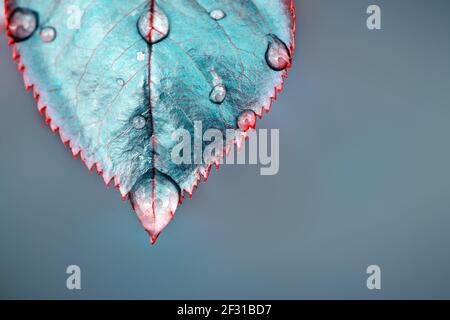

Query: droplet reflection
left=137, top=5, right=169, bottom=44
left=210, top=9, right=226, bottom=21
left=237, top=110, right=257, bottom=131
left=209, top=84, right=227, bottom=104
left=265, top=34, right=291, bottom=71
left=40, top=26, right=56, bottom=42
left=7, top=7, right=39, bottom=42
left=132, top=116, right=147, bottom=129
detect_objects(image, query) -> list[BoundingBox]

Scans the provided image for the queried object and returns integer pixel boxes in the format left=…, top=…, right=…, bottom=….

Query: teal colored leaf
left=4, top=0, right=296, bottom=244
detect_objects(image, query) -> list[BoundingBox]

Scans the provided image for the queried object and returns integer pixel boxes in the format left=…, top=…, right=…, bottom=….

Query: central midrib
left=148, top=0, right=157, bottom=223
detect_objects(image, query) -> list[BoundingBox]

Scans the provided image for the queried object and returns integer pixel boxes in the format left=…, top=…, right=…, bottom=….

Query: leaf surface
left=5, top=0, right=296, bottom=243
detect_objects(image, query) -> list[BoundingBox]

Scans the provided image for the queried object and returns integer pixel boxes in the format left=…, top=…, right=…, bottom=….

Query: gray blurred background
left=1, top=0, right=450, bottom=299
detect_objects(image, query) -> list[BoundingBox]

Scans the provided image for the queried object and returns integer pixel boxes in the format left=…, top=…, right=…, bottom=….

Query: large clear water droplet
left=265, top=34, right=291, bottom=71
left=137, top=5, right=169, bottom=44
left=130, top=171, right=180, bottom=244
left=209, top=84, right=227, bottom=104
left=210, top=9, right=226, bottom=21
left=7, top=8, right=38, bottom=42
left=40, top=26, right=56, bottom=42
left=237, top=110, right=257, bottom=131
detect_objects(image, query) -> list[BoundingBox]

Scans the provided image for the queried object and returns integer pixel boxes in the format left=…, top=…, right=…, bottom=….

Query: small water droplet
left=265, top=34, right=291, bottom=71
left=39, top=26, right=56, bottom=42
left=137, top=5, right=169, bottom=44
left=209, top=84, right=227, bottom=104
left=137, top=51, right=146, bottom=61
left=237, top=110, right=256, bottom=131
left=210, top=9, right=226, bottom=21
left=116, top=78, right=125, bottom=86
left=132, top=116, right=147, bottom=129
left=7, top=7, right=39, bottom=42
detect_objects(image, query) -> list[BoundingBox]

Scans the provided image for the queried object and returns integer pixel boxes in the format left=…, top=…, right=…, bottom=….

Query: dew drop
left=137, top=5, right=169, bottom=44
left=39, top=26, right=56, bottom=42
left=7, top=7, right=39, bottom=42
left=237, top=110, right=257, bottom=131
left=210, top=9, right=226, bottom=21
left=209, top=84, right=227, bottom=104
left=136, top=51, right=146, bottom=61
left=130, top=171, right=180, bottom=243
left=265, top=34, right=291, bottom=71
left=116, top=78, right=125, bottom=86
left=132, top=116, right=147, bottom=129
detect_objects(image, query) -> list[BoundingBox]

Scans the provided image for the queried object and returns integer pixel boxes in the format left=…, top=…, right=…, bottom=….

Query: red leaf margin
left=3, top=0, right=297, bottom=218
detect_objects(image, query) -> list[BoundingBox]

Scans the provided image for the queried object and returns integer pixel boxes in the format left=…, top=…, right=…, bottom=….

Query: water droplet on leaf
left=209, top=84, right=227, bottom=104
left=132, top=116, right=147, bottom=129
left=130, top=172, right=180, bottom=244
left=40, top=26, right=56, bottom=42
left=137, top=5, right=169, bottom=44
left=136, top=51, right=146, bottom=61
left=210, top=9, right=226, bottom=21
left=265, top=34, right=291, bottom=71
left=237, top=110, right=256, bottom=131
left=116, top=78, right=125, bottom=86
left=7, top=7, right=39, bottom=42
